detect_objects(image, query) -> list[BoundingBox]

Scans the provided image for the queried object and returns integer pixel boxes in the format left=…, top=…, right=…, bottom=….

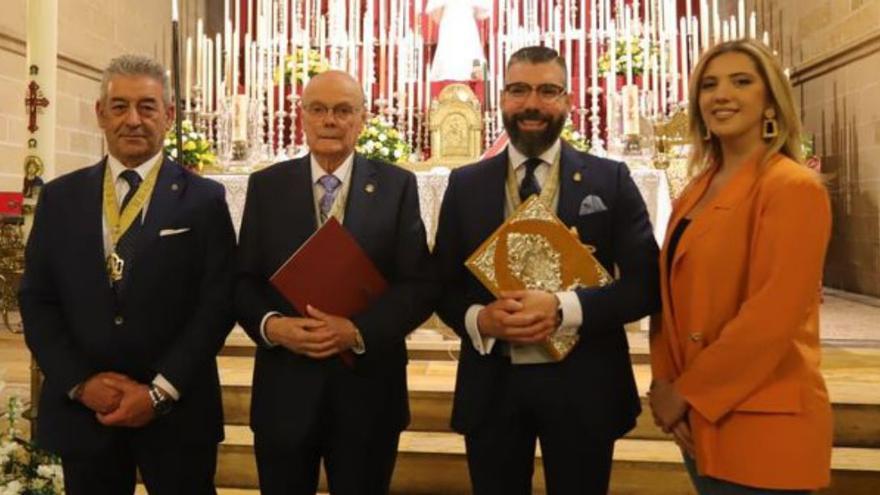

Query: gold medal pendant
left=106, top=252, right=125, bottom=282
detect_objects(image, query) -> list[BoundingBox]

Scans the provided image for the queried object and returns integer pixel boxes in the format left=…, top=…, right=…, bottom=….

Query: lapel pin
left=365, top=183, right=376, bottom=194
left=573, top=171, right=582, bottom=183
left=171, top=183, right=179, bottom=191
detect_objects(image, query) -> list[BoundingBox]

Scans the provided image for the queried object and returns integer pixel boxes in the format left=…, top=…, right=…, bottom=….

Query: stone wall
left=759, top=0, right=880, bottom=296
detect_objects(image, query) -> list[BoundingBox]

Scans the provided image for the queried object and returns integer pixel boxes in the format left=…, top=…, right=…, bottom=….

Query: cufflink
left=365, top=183, right=375, bottom=194
left=573, top=171, right=582, bottom=182
left=171, top=183, right=179, bottom=191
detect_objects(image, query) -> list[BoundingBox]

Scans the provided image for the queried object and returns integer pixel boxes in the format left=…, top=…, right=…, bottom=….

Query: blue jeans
left=683, top=455, right=812, bottom=495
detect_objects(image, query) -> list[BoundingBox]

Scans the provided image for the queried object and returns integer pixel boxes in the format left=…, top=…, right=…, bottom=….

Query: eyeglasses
left=503, top=83, right=566, bottom=101
left=302, top=103, right=362, bottom=121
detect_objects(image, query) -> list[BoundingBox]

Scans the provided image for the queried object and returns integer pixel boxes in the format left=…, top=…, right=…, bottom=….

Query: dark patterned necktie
left=113, top=169, right=143, bottom=295
left=519, top=157, right=543, bottom=201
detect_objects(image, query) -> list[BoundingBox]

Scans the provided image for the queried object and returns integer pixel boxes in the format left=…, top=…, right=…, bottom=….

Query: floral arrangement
left=0, top=397, right=64, bottom=495
left=164, top=120, right=216, bottom=172
left=561, top=119, right=590, bottom=152
left=356, top=117, right=412, bottom=165
left=279, top=48, right=330, bottom=85
left=597, top=38, right=657, bottom=78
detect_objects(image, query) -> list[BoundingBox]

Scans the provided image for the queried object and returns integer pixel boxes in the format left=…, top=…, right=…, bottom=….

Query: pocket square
left=159, top=227, right=191, bottom=237
left=579, top=195, right=608, bottom=215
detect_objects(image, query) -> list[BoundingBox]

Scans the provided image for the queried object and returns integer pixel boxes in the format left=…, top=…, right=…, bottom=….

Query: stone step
left=218, top=348, right=880, bottom=447
left=220, top=325, right=651, bottom=363
left=137, top=487, right=264, bottom=495
left=216, top=425, right=880, bottom=494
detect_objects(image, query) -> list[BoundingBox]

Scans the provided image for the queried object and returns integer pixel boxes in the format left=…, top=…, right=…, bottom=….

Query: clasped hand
left=648, top=379, right=694, bottom=457
left=77, top=372, right=156, bottom=428
left=477, top=290, right=560, bottom=344
left=266, top=305, right=359, bottom=359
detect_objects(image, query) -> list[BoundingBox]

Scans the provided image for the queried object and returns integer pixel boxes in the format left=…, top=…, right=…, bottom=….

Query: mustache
left=512, top=109, right=552, bottom=123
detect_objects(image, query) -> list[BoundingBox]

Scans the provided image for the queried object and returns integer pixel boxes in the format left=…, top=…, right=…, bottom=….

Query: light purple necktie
left=318, top=174, right=342, bottom=222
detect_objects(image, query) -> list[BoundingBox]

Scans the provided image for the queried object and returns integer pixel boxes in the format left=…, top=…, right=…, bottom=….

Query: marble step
left=220, top=325, right=652, bottom=363
left=216, top=425, right=880, bottom=494
left=218, top=346, right=880, bottom=447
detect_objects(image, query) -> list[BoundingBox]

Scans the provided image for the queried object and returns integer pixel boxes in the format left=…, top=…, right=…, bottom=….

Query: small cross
left=25, top=81, right=50, bottom=133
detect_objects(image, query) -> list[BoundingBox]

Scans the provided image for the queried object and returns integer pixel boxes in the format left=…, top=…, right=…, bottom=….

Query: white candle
left=206, top=38, right=213, bottom=113
left=730, top=15, right=737, bottom=41
left=700, top=0, right=708, bottom=51
left=659, top=30, right=667, bottom=114
left=185, top=37, right=192, bottom=114
left=680, top=17, right=688, bottom=104
left=738, top=0, right=745, bottom=39
left=172, top=0, right=178, bottom=21
left=749, top=12, right=757, bottom=39
left=196, top=18, right=204, bottom=87
left=712, top=0, right=720, bottom=44
left=625, top=6, right=633, bottom=86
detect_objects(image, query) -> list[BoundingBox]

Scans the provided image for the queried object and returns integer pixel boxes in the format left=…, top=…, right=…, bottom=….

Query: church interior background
left=1, top=0, right=879, bottom=493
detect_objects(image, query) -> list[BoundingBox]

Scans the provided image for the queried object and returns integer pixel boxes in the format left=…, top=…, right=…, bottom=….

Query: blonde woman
left=649, top=39, right=832, bottom=494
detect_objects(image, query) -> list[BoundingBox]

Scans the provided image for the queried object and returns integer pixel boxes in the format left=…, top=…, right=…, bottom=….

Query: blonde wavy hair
left=687, top=39, right=803, bottom=176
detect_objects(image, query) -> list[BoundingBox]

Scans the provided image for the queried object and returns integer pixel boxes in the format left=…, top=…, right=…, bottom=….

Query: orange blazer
left=650, top=153, right=833, bottom=489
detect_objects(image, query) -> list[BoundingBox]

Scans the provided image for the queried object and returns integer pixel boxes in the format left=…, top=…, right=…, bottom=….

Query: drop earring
left=762, top=108, right=779, bottom=139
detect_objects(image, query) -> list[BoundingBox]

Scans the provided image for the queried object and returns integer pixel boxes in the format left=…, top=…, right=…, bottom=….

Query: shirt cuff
left=351, top=327, right=366, bottom=354
left=259, top=311, right=282, bottom=347
left=153, top=374, right=180, bottom=401
left=555, top=291, right=583, bottom=329
left=69, top=383, right=82, bottom=400
left=465, top=304, right=496, bottom=355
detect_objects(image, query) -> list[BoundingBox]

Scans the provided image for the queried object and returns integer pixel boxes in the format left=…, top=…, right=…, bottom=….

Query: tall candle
left=185, top=37, right=192, bottom=114
left=625, top=6, right=633, bottom=86
left=680, top=17, right=688, bottom=104
left=700, top=0, right=708, bottom=51
left=738, top=0, right=745, bottom=39
left=749, top=12, right=756, bottom=39
left=712, top=0, right=720, bottom=44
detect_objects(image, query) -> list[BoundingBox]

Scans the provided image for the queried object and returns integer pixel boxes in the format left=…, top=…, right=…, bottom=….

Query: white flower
left=393, top=149, right=402, bottom=159
left=0, top=480, right=24, bottom=495
left=377, top=133, right=387, bottom=142
left=381, top=147, right=390, bottom=156
left=363, top=141, right=375, bottom=152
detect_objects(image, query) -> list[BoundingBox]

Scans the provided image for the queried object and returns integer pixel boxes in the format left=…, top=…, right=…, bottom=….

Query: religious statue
left=427, top=0, right=491, bottom=81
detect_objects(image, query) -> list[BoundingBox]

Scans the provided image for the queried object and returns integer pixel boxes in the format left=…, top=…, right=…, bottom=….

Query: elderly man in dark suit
left=19, top=54, right=236, bottom=495
left=432, top=46, right=661, bottom=495
left=234, top=70, right=435, bottom=495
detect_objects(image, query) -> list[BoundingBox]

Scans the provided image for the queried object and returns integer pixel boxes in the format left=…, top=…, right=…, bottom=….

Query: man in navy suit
left=433, top=46, right=661, bottom=494
left=234, top=70, right=435, bottom=495
left=19, top=55, right=236, bottom=495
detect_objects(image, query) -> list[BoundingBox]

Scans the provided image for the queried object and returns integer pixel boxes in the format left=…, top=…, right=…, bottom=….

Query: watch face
left=150, top=387, right=173, bottom=415
left=154, top=398, right=173, bottom=415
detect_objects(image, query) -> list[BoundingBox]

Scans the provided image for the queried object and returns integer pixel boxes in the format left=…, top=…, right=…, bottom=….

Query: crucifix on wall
left=25, top=80, right=50, bottom=133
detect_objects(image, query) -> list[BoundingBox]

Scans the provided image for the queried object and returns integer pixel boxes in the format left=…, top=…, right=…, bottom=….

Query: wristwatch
left=148, top=385, right=173, bottom=416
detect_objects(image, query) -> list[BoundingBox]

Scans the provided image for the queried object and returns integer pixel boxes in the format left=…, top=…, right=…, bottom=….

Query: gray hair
left=100, top=54, right=171, bottom=106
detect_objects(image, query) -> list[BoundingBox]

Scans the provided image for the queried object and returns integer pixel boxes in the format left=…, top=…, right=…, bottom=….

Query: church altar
left=210, top=163, right=671, bottom=246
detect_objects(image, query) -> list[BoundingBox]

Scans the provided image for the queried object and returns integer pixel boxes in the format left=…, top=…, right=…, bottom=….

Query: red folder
left=270, top=218, right=388, bottom=366
left=0, top=192, right=23, bottom=216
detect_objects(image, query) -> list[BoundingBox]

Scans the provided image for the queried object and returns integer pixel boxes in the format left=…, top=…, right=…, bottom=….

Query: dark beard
left=502, top=109, right=566, bottom=157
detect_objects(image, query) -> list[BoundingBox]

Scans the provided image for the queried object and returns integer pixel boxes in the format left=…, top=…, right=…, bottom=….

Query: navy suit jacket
left=432, top=143, right=660, bottom=439
left=19, top=157, right=237, bottom=456
left=234, top=154, right=435, bottom=443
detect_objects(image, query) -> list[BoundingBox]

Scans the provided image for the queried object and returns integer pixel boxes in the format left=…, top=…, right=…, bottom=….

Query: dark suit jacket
left=234, top=154, right=435, bottom=443
left=19, top=157, right=237, bottom=456
left=433, top=143, right=660, bottom=440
